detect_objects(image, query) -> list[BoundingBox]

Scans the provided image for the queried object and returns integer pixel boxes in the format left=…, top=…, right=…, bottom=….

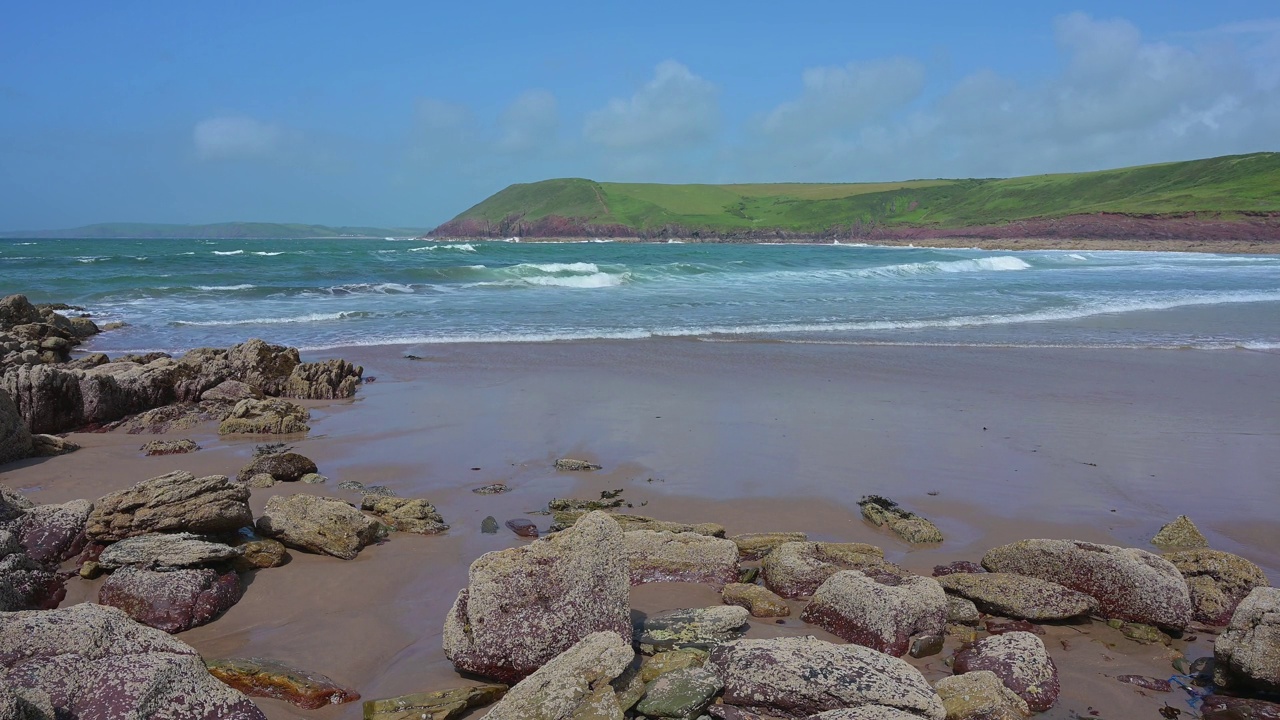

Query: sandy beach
left=5, top=339, right=1279, bottom=718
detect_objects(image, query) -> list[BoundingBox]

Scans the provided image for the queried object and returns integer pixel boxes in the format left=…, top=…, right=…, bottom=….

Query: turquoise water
left=3, top=237, right=1279, bottom=353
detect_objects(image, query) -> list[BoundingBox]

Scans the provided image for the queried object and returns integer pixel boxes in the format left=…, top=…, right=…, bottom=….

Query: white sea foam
left=517, top=273, right=624, bottom=288
left=1068, top=254, right=1087, bottom=260
left=173, top=311, right=364, bottom=327
left=251, top=251, right=286, bottom=256
left=196, top=284, right=255, bottom=291
left=212, top=250, right=244, bottom=256
left=408, top=243, right=477, bottom=252
left=519, top=262, right=600, bottom=273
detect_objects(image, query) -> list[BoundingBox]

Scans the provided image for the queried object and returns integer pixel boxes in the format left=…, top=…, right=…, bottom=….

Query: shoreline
left=5, top=340, right=1279, bottom=718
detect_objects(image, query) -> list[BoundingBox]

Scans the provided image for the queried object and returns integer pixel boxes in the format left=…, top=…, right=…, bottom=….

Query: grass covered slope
left=436, top=152, right=1280, bottom=240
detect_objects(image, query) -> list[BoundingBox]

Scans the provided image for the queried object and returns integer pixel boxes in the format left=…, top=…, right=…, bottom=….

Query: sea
left=3, top=237, right=1279, bottom=354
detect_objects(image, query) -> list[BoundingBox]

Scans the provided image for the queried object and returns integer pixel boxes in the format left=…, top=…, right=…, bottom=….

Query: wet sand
left=5, top=340, right=1279, bottom=719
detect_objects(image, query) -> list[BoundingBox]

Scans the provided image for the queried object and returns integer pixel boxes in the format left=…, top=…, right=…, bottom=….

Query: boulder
left=246, top=473, right=276, bottom=488
left=0, top=295, right=44, bottom=330
left=0, top=529, right=65, bottom=611
left=505, top=518, right=538, bottom=537
left=140, top=438, right=202, bottom=456
left=0, top=387, right=33, bottom=464
left=722, top=582, right=791, bottom=617
left=1214, top=586, right=1280, bottom=693
left=552, top=509, right=725, bottom=537
left=67, top=316, right=99, bottom=338
left=1164, top=548, right=1271, bottom=625
left=98, top=566, right=242, bottom=633
left=30, top=433, right=78, bottom=456
left=1, top=363, right=85, bottom=434
left=709, top=636, right=945, bottom=719
left=934, top=671, right=1030, bottom=720
left=230, top=538, right=288, bottom=571
left=0, top=602, right=265, bottom=719
left=952, top=632, right=1058, bottom=712
left=801, top=570, right=948, bottom=656
left=236, top=451, right=318, bottom=483
left=933, top=561, right=986, bottom=577
left=981, top=539, right=1191, bottom=629
left=635, top=667, right=723, bottom=719
left=637, top=606, right=750, bottom=654
left=625, top=529, right=740, bottom=587
left=96, top=532, right=242, bottom=570
left=78, top=359, right=184, bottom=424
left=481, top=631, right=634, bottom=720
left=175, top=339, right=301, bottom=400
left=443, top=511, right=632, bottom=683
left=204, top=657, right=359, bottom=709
left=200, top=379, right=262, bottom=402
left=361, top=496, right=449, bottom=534
left=1151, top=515, right=1208, bottom=549
left=936, top=572, right=1098, bottom=621
left=86, top=470, right=253, bottom=542
left=801, top=710, right=928, bottom=720
left=859, top=497, right=944, bottom=544
left=255, top=494, right=383, bottom=560
left=947, top=596, right=982, bottom=625
left=14, top=499, right=92, bottom=564
left=282, top=359, right=363, bottom=400
left=218, top=397, right=310, bottom=435
left=1, top=483, right=34, bottom=521
left=1200, top=695, right=1280, bottom=720
left=640, top=648, right=709, bottom=682
left=118, top=400, right=232, bottom=434
left=554, top=457, right=601, bottom=471
left=761, top=541, right=894, bottom=598
left=362, top=684, right=508, bottom=720
left=731, top=531, right=808, bottom=560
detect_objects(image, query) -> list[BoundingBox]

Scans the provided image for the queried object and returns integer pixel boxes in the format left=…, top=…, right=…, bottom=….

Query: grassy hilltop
left=435, top=152, right=1280, bottom=241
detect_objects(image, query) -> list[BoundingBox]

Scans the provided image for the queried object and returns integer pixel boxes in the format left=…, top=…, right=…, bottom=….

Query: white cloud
left=497, top=90, right=559, bottom=154
left=584, top=60, right=719, bottom=149
left=193, top=115, right=281, bottom=160
left=762, top=57, right=925, bottom=138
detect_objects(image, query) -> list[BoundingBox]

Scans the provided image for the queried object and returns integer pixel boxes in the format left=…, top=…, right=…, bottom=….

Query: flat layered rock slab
left=205, top=657, right=360, bottom=709
left=937, top=572, right=1098, bottom=621
left=362, top=684, right=507, bottom=720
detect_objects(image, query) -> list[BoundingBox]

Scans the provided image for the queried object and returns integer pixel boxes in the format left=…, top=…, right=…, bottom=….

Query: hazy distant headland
left=0, top=222, right=429, bottom=240
left=432, top=152, right=1280, bottom=250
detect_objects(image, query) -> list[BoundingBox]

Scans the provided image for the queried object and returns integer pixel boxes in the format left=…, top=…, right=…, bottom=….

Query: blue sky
left=1, top=2, right=1277, bottom=230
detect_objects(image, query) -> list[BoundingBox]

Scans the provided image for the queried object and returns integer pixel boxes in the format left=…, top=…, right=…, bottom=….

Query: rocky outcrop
left=1200, top=696, right=1280, bottom=720
left=0, top=603, right=266, bottom=719
left=625, top=530, right=740, bottom=587
left=0, top=387, right=33, bottom=464
left=443, top=511, right=632, bottom=683
left=96, top=532, right=242, bottom=570
left=86, top=471, right=253, bottom=542
left=637, top=606, right=750, bottom=654
left=218, top=397, right=310, bottom=435
left=947, top=595, right=982, bottom=625
left=98, top=566, right=242, bottom=633
left=283, top=359, right=363, bottom=400
left=141, top=438, right=201, bottom=455
left=362, top=684, right=508, bottom=720
left=1214, top=586, right=1280, bottom=693
left=1, top=363, right=84, bottom=434
left=30, top=433, right=77, bottom=456
left=204, top=657, right=360, bottom=709
left=722, top=582, right=791, bottom=617
left=981, top=539, right=1191, bottom=629
left=118, top=400, right=233, bottom=434
left=255, top=494, right=383, bottom=560
left=14, top=498, right=92, bottom=564
left=552, top=509, right=725, bottom=537
left=236, top=451, right=318, bottom=483
left=1164, top=548, right=1271, bottom=625
left=361, top=496, right=449, bottom=534
left=175, top=339, right=301, bottom=400
left=0, top=528, right=64, bottom=611
left=952, top=632, right=1058, bottom=712
left=936, top=572, right=1098, bottom=621
left=1151, top=515, right=1208, bottom=549
left=761, top=541, right=894, bottom=598
left=801, top=570, right=948, bottom=656
left=230, top=538, right=288, bottom=571
left=935, top=671, right=1030, bottom=720
left=708, top=636, right=945, bottom=719
left=634, top=667, right=723, bottom=719
left=200, top=379, right=262, bottom=402
left=859, top=496, right=944, bottom=544
left=553, top=458, right=601, bottom=471
left=731, top=532, right=808, bottom=560
left=482, top=631, right=634, bottom=720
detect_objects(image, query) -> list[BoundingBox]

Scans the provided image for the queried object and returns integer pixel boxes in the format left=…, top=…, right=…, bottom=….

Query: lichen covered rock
left=96, top=532, right=242, bottom=570
left=731, top=532, right=808, bottom=560
left=204, top=657, right=360, bottom=709
left=952, top=631, right=1058, bottom=712
left=361, top=495, right=449, bottom=534
left=1214, top=586, right=1280, bottom=693
left=235, top=451, right=318, bottom=483
left=935, top=670, right=1030, bottom=720
left=481, top=631, right=634, bottom=720
left=936, top=572, right=1098, bottom=621
left=86, top=470, right=252, bottom=542
left=255, top=494, right=383, bottom=560
left=1164, top=548, right=1270, bottom=625
left=638, top=606, right=750, bottom=654
left=552, top=510, right=725, bottom=537
left=722, top=582, right=791, bottom=617
left=801, top=570, right=947, bottom=656
left=625, top=529, right=739, bottom=587
left=761, top=541, right=893, bottom=599
left=1151, top=515, right=1208, bottom=549
left=14, top=499, right=92, bottom=564
left=98, top=566, right=242, bottom=633
left=218, top=397, right=310, bottom=435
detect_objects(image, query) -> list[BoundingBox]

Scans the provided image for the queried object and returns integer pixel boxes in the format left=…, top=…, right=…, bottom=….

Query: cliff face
left=433, top=212, right=1280, bottom=243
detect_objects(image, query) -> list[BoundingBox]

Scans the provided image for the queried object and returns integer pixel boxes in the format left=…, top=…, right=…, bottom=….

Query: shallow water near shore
left=5, top=340, right=1278, bottom=719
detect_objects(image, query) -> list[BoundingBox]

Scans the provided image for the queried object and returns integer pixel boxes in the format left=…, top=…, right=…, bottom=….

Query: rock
left=247, top=473, right=276, bottom=488
left=0, top=603, right=265, bottom=718
left=635, top=667, right=723, bottom=719
left=722, top=582, right=791, bottom=617
left=282, top=358, right=363, bottom=400
left=1115, top=675, right=1172, bottom=692
left=548, top=496, right=627, bottom=512
left=219, top=397, right=310, bottom=434
left=0, top=364, right=84, bottom=435
left=910, top=635, right=944, bottom=658
left=256, top=494, right=384, bottom=560
left=14, top=499, right=92, bottom=563
left=0, top=528, right=65, bottom=611
left=506, top=518, right=539, bottom=537
left=1151, top=515, right=1208, bottom=549
left=362, top=495, right=449, bottom=534
left=731, top=531, right=808, bottom=560
left=97, top=532, right=242, bottom=570
left=362, top=684, right=508, bottom=720
left=175, top=339, right=301, bottom=400
left=1, top=483, right=34, bottom=519
left=983, top=619, right=1044, bottom=636
left=0, top=295, right=44, bottom=330
left=934, top=670, right=1030, bottom=720
left=709, top=636, right=945, bottom=719
left=0, top=682, right=52, bottom=720
left=802, top=570, right=948, bottom=656
left=78, top=359, right=185, bottom=423
left=98, top=566, right=242, bottom=633
left=947, top=624, right=978, bottom=644
left=981, top=539, right=1191, bottom=629
left=801, top=709, right=930, bottom=720
left=236, top=451, right=318, bottom=483
left=339, top=480, right=365, bottom=491
left=936, top=572, right=1098, bottom=621
left=473, top=483, right=511, bottom=495
left=761, top=541, right=894, bottom=599
left=141, top=438, right=201, bottom=456
left=709, top=708, right=767, bottom=720
left=952, top=632, right=1058, bottom=712
left=640, top=648, right=709, bottom=682
left=443, top=511, right=632, bottom=683
left=29, top=433, right=77, bottom=456
left=481, top=516, right=499, bottom=534
left=118, top=400, right=232, bottom=434
left=554, top=457, right=601, bottom=471
left=86, top=470, right=253, bottom=542
left=1110, top=619, right=1171, bottom=645
left=362, top=484, right=396, bottom=497
left=300, top=473, right=326, bottom=484
left=204, top=657, right=359, bottom=709
left=1164, top=548, right=1271, bottom=625
left=481, top=631, right=634, bottom=720
left=1214, top=586, right=1280, bottom=693
left=859, top=496, right=944, bottom=544
left=625, top=530, right=740, bottom=587
left=1201, top=695, right=1280, bottom=720
left=201, top=379, right=263, bottom=402
left=230, top=538, right=288, bottom=571
left=0, top=388, right=34, bottom=464
left=946, top=596, right=981, bottom=625
left=638, top=606, right=750, bottom=654
left=552, top=510, right=725, bottom=537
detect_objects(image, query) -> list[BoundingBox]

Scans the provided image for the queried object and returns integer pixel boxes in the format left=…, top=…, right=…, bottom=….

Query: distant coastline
left=0, top=221, right=429, bottom=240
